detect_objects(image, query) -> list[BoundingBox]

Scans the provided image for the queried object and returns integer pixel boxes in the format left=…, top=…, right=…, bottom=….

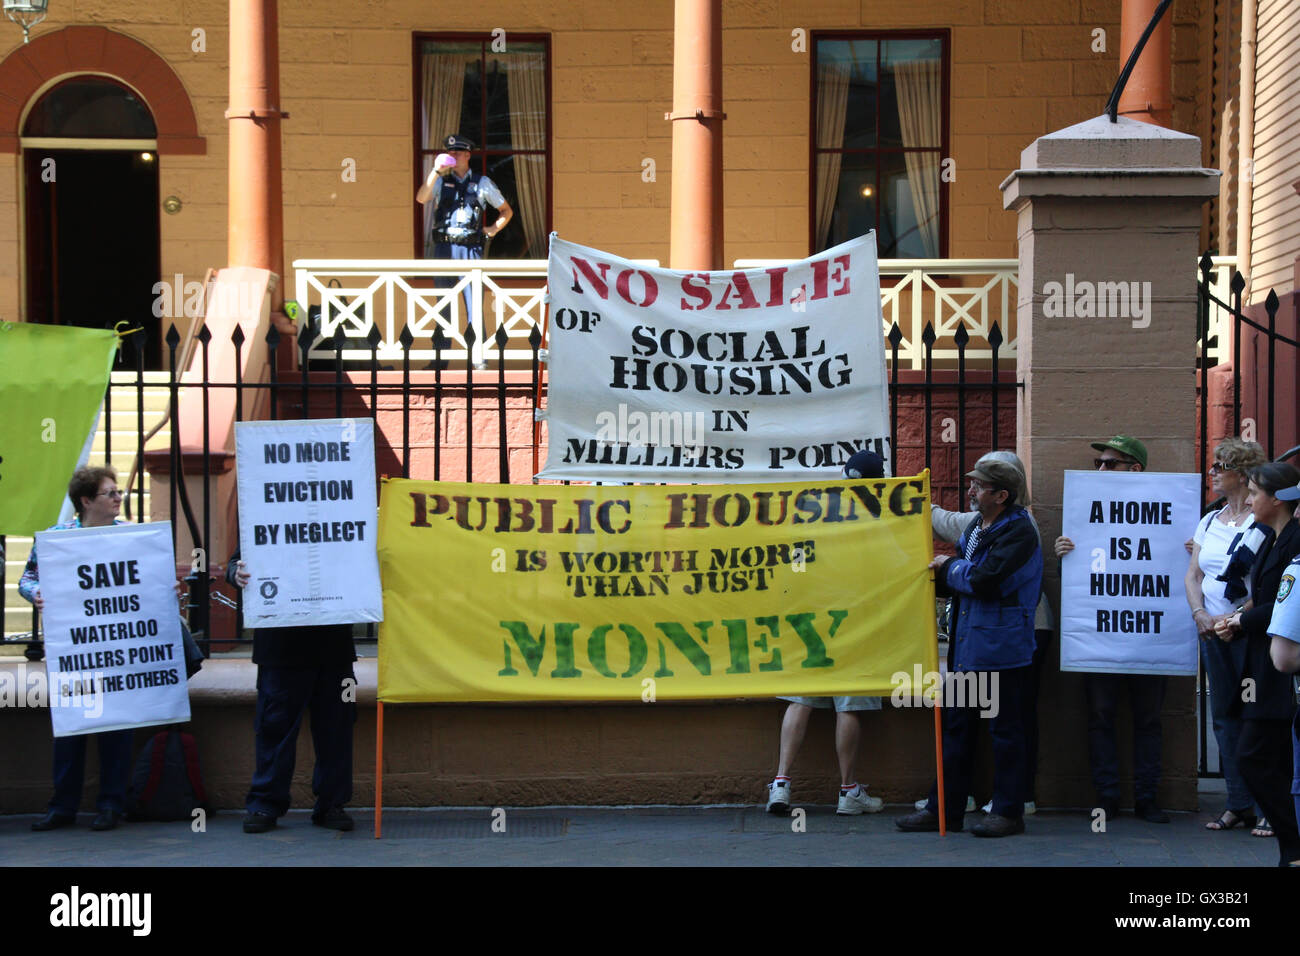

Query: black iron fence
left=1195, top=254, right=1300, bottom=778
left=2, top=315, right=1018, bottom=656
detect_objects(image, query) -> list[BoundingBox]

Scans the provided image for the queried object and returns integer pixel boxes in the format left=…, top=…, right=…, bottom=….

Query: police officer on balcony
left=417, top=134, right=513, bottom=368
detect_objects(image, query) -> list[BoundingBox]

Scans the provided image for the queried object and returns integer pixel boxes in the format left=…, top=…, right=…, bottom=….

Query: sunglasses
left=1209, top=462, right=1238, bottom=475
left=1094, top=458, right=1135, bottom=470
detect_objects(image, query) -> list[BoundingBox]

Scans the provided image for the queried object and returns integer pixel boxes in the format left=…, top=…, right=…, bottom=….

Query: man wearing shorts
left=765, top=450, right=886, bottom=816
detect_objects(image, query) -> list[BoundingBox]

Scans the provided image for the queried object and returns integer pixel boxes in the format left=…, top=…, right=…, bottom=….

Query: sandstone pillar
left=1002, top=116, right=1219, bottom=809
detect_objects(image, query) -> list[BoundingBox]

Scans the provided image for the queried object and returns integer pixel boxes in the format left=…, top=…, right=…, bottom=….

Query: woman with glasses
left=1214, top=461, right=1300, bottom=865
left=1186, top=439, right=1267, bottom=832
left=18, top=465, right=137, bottom=832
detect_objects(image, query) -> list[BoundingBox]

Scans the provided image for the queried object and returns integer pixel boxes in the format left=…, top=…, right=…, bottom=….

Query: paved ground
left=0, top=797, right=1284, bottom=866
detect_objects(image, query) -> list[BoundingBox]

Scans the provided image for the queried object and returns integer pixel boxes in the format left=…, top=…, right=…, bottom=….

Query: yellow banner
left=378, top=474, right=939, bottom=702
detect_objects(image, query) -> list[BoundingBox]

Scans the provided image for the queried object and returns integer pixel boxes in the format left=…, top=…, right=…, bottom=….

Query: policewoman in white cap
left=1214, top=461, right=1300, bottom=865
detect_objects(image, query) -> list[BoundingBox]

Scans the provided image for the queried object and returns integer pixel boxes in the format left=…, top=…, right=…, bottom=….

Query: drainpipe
left=227, top=0, right=286, bottom=305
left=1117, top=0, right=1172, bottom=126
left=1236, top=0, right=1256, bottom=298
left=668, top=0, right=724, bottom=270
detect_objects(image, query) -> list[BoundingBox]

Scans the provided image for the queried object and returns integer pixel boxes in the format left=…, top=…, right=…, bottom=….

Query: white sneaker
left=766, top=779, right=791, bottom=815
left=837, top=786, right=884, bottom=815
left=982, top=800, right=1037, bottom=815
left=913, top=795, right=976, bottom=812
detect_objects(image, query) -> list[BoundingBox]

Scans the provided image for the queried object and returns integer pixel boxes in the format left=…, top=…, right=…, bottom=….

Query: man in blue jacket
left=897, top=458, right=1043, bottom=837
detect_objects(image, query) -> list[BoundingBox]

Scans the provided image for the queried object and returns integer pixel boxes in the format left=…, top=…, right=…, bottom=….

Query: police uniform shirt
left=1268, top=556, right=1300, bottom=643
left=1269, top=556, right=1300, bottom=802
left=430, top=172, right=506, bottom=234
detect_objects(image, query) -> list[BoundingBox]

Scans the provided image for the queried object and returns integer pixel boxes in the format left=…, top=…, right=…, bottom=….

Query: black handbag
left=179, top=620, right=204, bottom=679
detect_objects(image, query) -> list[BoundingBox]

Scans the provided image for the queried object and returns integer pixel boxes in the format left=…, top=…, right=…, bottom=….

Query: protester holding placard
left=766, top=450, right=887, bottom=818
left=1186, top=438, right=1267, bottom=832
left=228, top=550, right=358, bottom=834
left=929, top=450, right=1053, bottom=817
left=1212, top=462, right=1300, bottom=865
left=897, top=459, right=1042, bottom=837
left=1056, top=435, right=1174, bottom=823
left=19, top=466, right=135, bottom=832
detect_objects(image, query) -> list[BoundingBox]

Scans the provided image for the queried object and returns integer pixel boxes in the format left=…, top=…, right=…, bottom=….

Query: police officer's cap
left=443, top=134, right=474, bottom=151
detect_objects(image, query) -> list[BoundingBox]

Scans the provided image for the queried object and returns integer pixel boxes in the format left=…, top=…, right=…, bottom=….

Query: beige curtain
left=894, top=59, right=942, bottom=257
left=814, top=61, right=851, bottom=251
left=421, top=54, right=470, bottom=239
left=499, top=51, right=547, bottom=257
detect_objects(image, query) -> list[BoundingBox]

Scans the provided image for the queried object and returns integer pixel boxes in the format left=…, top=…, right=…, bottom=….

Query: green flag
left=0, top=322, right=119, bottom=535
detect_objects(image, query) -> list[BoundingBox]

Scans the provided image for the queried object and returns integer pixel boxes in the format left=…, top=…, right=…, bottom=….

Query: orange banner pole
left=933, top=697, right=946, bottom=836
left=531, top=302, right=549, bottom=479
left=374, top=699, right=384, bottom=839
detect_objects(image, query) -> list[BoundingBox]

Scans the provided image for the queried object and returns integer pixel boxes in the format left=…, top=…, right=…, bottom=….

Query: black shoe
left=1135, top=801, right=1170, bottom=824
left=90, top=810, right=123, bottom=831
left=243, top=811, right=277, bottom=834
left=970, top=813, right=1025, bottom=838
left=31, top=811, right=76, bottom=832
left=896, top=809, right=957, bottom=832
left=311, top=807, right=354, bottom=832
left=1097, top=797, right=1120, bottom=821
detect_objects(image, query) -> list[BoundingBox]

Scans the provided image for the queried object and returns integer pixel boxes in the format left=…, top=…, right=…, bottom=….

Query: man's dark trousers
left=246, top=663, right=356, bottom=818
left=925, top=666, right=1029, bottom=827
left=1086, top=673, right=1166, bottom=804
left=431, top=240, right=484, bottom=336
left=50, top=729, right=134, bottom=815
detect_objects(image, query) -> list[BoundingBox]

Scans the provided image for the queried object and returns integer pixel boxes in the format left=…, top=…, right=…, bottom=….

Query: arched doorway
left=22, top=76, right=162, bottom=367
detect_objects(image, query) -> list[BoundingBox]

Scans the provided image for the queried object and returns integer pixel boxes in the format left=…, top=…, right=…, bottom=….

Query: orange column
left=1117, top=0, right=1172, bottom=127
left=227, top=0, right=286, bottom=300
left=668, top=0, right=724, bottom=270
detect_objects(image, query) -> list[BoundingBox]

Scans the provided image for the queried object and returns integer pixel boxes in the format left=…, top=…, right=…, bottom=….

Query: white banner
left=1059, top=471, right=1201, bottom=675
left=538, top=234, right=891, bottom=482
left=36, top=522, right=189, bottom=736
left=235, top=418, right=383, bottom=627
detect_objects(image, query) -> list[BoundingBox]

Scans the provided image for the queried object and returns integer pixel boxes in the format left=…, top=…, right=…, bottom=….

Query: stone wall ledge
left=0, top=658, right=816, bottom=709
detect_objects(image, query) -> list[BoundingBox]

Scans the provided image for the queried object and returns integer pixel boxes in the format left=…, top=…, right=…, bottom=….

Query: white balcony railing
left=293, top=258, right=549, bottom=367
left=293, top=256, right=1238, bottom=371
left=737, top=257, right=1019, bottom=370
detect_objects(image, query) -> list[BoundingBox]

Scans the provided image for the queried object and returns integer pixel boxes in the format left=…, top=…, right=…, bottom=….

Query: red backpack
left=126, top=729, right=210, bottom=822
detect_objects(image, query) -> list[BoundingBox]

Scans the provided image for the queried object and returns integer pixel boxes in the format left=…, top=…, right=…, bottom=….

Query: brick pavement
left=0, top=800, right=1282, bottom=867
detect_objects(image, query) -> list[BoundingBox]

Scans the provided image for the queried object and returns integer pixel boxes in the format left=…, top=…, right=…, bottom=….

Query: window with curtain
left=414, top=36, right=550, bottom=259
left=811, top=34, right=947, bottom=258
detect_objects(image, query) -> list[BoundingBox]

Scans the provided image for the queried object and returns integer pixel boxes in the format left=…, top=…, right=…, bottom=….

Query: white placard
left=538, top=234, right=891, bottom=482
left=36, top=522, right=189, bottom=736
left=1059, top=470, right=1201, bottom=675
left=235, top=418, right=383, bottom=627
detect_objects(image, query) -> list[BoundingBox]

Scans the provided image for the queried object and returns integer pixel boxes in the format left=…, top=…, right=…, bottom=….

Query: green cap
left=1090, top=435, right=1148, bottom=469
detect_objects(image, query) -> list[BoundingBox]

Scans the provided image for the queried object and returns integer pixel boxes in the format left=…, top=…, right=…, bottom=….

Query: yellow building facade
left=0, top=0, right=1219, bottom=339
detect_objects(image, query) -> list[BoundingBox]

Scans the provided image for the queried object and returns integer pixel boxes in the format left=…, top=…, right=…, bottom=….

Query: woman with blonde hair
left=1187, top=437, right=1267, bottom=832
